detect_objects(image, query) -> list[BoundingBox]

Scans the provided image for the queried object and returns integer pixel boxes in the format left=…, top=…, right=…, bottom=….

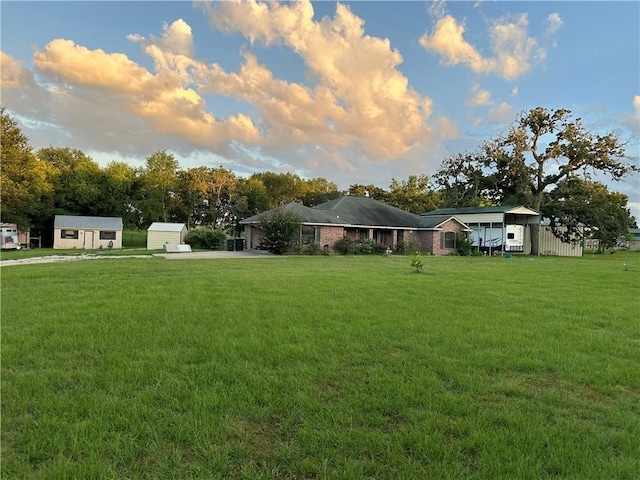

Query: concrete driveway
left=0, top=250, right=277, bottom=267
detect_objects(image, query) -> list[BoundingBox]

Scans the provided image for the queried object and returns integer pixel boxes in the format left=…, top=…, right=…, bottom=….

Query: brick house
left=240, top=196, right=471, bottom=255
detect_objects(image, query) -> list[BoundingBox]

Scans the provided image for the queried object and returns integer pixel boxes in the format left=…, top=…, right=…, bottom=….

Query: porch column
left=392, top=230, right=398, bottom=249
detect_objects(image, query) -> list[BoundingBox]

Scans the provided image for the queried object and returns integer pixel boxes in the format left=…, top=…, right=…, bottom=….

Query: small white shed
left=53, top=215, right=123, bottom=249
left=147, top=222, right=188, bottom=249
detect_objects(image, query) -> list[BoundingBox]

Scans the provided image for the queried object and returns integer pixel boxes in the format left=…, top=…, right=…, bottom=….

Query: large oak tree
left=433, top=108, right=638, bottom=254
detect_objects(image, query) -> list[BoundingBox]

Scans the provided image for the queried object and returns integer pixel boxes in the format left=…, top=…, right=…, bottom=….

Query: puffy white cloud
left=420, top=13, right=546, bottom=80
left=2, top=1, right=460, bottom=185
left=199, top=0, right=437, bottom=160
left=545, top=13, right=563, bottom=37
left=511, top=87, right=519, bottom=97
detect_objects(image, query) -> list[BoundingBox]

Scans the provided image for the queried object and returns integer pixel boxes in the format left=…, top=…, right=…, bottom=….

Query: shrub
left=306, top=243, right=324, bottom=255
left=354, top=239, right=386, bottom=255
left=457, top=234, right=474, bottom=256
left=333, top=237, right=355, bottom=255
left=184, top=227, right=227, bottom=249
left=395, top=240, right=405, bottom=254
left=257, top=208, right=302, bottom=254
left=334, top=238, right=386, bottom=255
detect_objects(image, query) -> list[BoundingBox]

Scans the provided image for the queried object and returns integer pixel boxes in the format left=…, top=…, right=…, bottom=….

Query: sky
left=1, top=1, right=639, bottom=218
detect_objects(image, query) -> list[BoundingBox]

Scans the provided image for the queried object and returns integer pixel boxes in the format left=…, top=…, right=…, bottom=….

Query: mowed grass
left=1, top=253, right=639, bottom=479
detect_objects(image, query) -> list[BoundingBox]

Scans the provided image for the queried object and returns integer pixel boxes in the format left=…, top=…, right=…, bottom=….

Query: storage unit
left=53, top=215, right=123, bottom=249
left=147, top=223, right=188, bottom=250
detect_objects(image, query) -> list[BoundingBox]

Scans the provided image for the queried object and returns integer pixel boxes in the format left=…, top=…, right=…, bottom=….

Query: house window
left=301, top=226, right=317, bottom=245
left=61, top=230, right=78, bottom=239
left=441, top=231, right=457, bottom=249
left=100, top=231, right=116, bottom=240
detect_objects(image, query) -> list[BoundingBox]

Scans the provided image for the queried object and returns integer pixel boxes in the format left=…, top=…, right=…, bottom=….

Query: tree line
left=1, top=107, right=637, bottom=252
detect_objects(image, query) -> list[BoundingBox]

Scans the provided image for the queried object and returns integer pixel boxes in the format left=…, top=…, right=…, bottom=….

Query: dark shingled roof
left=314, top=196, right=424, bottom=228
left=239, top=202, right=343, bottom=225
left=240, top=196, right=471, bottom=230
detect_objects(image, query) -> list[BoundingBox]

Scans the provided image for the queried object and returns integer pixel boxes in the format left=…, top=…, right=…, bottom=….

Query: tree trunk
left=530, top=223, right=540, bottom=256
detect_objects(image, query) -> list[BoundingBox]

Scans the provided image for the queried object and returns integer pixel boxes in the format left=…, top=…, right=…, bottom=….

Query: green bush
left=306, top=243, right=324, bottom=255
left=395, top=240, right=405, bottom=254
left=257, top=208, right=302, bottom=254
left=333, top=237, right=355, bottom=255
left=355, top=239, right=386, bottom=255
left=184, top=227, right=227, bottom=249
left=334, top=238, right=386, bottom=255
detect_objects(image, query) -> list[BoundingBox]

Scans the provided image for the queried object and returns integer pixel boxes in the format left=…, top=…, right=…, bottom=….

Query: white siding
left=147, top=230, right=184, bottom=249
left=53, top=228, right=122, bottom=249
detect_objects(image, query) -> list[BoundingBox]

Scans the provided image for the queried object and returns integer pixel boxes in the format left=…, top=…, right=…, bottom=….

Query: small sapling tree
left=411, top=252, right=424, bottom=273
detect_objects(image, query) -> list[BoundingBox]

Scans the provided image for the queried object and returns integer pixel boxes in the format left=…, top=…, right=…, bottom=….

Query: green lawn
left=1, top=253, right=639, bottom=479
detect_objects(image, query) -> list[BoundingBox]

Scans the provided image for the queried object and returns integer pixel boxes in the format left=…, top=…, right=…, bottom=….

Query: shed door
left=84, top=231, right=94, bottom=248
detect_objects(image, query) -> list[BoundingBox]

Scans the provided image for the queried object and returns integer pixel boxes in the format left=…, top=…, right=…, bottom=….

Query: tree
left=544, top=176, right=634, bottom=251
left=254, top=172, right=304, bottom=207
left=434, top=108, right=638, bottom=254
left=387, top=174, right=442, bottom=214
left=136, top=151, right=180, bottom=224
left=37, top=146, right=107, bottom=217
left=257, top=207, right=302, bottom=254
left=299, top=177, right=341, bottom=207
left=179, top=166, right=236, bottom=228
left=346, top=184, right=389, bottom=202
left=0, top=109, right=54, bottom=230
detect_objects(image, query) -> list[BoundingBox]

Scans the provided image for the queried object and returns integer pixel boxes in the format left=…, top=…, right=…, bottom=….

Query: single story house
left=53, top=215, right=123, bottom=249
left=147, top=222, right=188, bottom=249
left=240, top=196, right=472, bottom=255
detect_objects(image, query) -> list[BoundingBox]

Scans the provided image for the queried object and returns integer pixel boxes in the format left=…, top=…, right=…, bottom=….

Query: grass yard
left=1, top=253, right=639, bottom=479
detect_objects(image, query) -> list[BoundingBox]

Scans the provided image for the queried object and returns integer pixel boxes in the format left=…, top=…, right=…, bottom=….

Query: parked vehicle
left=1, top=223, right=21, bottom=250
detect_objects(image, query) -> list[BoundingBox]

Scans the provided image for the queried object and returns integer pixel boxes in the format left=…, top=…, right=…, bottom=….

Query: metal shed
left=147, top=223, right=188, bottom=249
left=53, top=215, right=123, bottom=249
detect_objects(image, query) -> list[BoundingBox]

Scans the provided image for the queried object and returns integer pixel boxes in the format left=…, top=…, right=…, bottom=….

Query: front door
left=84, top=231, right=94, bottom=249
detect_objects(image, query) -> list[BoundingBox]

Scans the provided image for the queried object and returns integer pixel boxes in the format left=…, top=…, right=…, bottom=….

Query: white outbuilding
left=53, top=215, right=123, bottom=249
left=147, top=222, right=188, bottom=250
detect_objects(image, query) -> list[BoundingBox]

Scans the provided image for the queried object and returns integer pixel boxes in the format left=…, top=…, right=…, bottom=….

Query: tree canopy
left=433, top=107, right=638, bottom=253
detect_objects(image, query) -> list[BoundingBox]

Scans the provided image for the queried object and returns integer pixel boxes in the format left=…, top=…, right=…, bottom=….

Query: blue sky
left=2, top=1, right=638, bottom=217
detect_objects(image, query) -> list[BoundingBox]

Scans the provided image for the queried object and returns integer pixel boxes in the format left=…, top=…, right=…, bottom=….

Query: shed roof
left=422, top=205, right=539, bottom=216
left=54, top=215, right=123, bottom=230
left=147, top=222, right=187, bottom=232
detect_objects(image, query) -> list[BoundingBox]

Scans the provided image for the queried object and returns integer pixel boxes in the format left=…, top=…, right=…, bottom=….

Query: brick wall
left=318, top=226, right=345, bottom=248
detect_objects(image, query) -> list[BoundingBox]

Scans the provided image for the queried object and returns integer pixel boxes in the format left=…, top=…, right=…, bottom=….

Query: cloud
left=420, top=13, right=546, bottom=80
left=1, top=1, right=459, bottom=187
left=198, top=0, right=439, bottom=160
left=622, top=94, right=640, bottom=134
left=428, top=0, right=448, bottom=21
left=544, top=13, right=563, bottom=37
left=466, top=85, right=492, bottom=106
left=511, top=87, right=519, bottom=97
left=488, top=102, right=513, bottom=124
